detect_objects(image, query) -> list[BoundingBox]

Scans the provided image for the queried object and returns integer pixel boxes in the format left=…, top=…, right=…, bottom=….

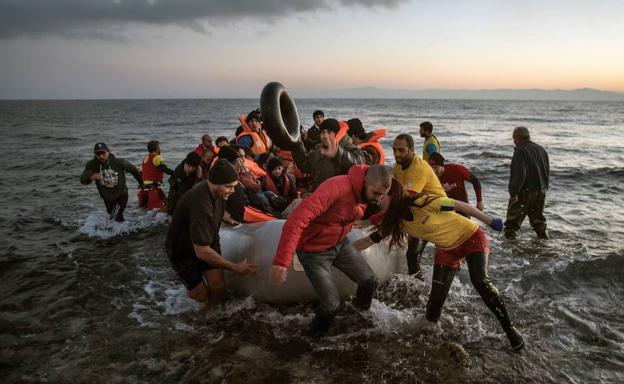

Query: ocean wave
left=466, top=151, right=512, bottom=159
left=77, top=208, right=168, bottom=239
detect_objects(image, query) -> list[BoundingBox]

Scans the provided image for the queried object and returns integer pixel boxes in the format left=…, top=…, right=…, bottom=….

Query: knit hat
left=184, top=151, right=201, bottom=167
left=266, top=156, right=284, bottom=174
left=209, top=159, right=239, bottom=185
left=319, top=118, right=340, bottom=134
left=428, top=152, right=445, bottom=166
left=217, top=145, right=240, bottom=164
left=347, top=118, right=366, bottom=140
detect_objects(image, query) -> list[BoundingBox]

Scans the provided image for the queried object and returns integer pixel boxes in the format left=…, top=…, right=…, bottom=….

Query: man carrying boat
left=270, top=165, right=391, bottom=335
left=166, top=159, right=259, bottom=305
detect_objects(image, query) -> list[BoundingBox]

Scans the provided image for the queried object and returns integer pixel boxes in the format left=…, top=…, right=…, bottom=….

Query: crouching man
left=270, top=165, right=391, bottom=335
left=166, top=159, right=259, bottom=305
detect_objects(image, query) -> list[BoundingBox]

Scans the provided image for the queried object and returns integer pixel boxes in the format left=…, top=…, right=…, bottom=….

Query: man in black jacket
left=505, top=127, right=550, bottom=239
left=80, top=142, right=144, bottom=222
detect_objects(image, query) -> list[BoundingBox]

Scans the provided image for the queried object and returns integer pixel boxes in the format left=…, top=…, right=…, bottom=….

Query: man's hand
left=476, top=201, right=485, bottom=211
left=91, top=173, right=102, bottom=182
left=509, top=195, right=519, bottom=204
left=233, top=259, right=259, bottom=277
left=353, top=219, right=371, bottom=229
left=270, top=265, right=288, bottom=285
left=223, top=211, right=240, bottom=226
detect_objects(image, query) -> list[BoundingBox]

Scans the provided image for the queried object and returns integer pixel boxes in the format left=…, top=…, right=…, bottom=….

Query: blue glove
left=490, top=217, right=503, bottom=231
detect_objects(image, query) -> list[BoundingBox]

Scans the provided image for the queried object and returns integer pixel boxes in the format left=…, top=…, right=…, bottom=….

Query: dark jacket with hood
left=80, top=154, right=142, bottom=201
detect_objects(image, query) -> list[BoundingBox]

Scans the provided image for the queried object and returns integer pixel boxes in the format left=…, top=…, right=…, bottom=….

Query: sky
left=1, top=0, right=623, bottom=99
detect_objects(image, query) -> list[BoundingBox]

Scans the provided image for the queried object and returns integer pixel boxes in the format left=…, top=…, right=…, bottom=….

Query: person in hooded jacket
left=80, top=142, right=144, bottom=222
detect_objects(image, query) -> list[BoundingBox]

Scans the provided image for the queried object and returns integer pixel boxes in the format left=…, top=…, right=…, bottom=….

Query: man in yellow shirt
left=392, top=133, right=446, bottom=276
left=419, top=121, right=441, bottom=162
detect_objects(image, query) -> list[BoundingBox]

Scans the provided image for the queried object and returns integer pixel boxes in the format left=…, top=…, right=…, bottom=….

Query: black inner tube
left=261, top=82, right=300, bottom=150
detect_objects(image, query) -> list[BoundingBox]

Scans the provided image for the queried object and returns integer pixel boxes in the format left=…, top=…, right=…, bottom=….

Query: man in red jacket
left=270, top=164, right=392, bottom=335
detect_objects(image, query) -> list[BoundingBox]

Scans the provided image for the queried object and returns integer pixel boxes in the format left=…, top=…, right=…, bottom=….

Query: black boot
left=536, top=229, right=549, bottom=240
left=406, top=238, right=426, bottom=277
left=504, top=325, right=526, bottom=351
left=467, top=253, right=526, bottom=351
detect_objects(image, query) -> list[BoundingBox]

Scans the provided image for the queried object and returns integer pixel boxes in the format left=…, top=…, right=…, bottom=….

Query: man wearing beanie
left=166, top=151, right=203, bottom=215
left=292, top=118, right=371, bottom=191
left=166, top=159, right=259, bottom=305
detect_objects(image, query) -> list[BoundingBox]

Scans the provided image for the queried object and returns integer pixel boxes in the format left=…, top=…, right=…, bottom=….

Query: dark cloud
left=0, top=0, right=407, bottom=39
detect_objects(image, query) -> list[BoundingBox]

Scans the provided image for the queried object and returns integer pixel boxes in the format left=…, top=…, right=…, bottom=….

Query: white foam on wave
left=78, top=207, right=168, bottom=239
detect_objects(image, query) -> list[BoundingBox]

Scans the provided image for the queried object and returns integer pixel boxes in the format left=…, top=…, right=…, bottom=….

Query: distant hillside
left=300, top=87, right=624, bottom=101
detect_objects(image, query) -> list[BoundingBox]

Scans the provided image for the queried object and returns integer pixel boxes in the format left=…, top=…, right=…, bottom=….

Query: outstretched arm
left=467, top=172, right=484, bottom=210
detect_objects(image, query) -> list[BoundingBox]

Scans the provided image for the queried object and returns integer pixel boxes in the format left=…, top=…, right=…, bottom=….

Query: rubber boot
left=425, top=264, right=457, bottom=322
left=504, top=325, right=526, bottom=351
left=406, top=238, right=426, bottom=278
left=536, top=229, right=549, bottom=240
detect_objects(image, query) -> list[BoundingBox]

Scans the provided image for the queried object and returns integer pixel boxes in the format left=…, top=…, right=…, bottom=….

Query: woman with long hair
left=353, top=179, right=525, bottom=351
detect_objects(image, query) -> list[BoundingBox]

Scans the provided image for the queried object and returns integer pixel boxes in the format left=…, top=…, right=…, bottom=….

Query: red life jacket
left=359, top=128, right=387, bottom=165
left=142, top=153, right=164, bottom=183
left=264, top=173, right=293, bottom=201
left=236, top=114, right=272, bottom=155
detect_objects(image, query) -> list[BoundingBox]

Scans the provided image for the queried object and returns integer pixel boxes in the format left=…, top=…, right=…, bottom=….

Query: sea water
left=1, top=99, right=623, bottom=383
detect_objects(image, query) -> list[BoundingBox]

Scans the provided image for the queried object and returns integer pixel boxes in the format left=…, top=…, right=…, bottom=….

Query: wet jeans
left=297, top=239, right=378, bottom=318
left=504, top=189, right=548, bottom=239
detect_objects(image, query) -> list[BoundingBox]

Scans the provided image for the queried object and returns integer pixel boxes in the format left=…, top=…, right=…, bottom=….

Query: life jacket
left=243, top=206, right=277, bottom=223
left=264, top=173, right=293, bottom=201
left=142, top=153, right=164, bottom=184
left=245, top=158, right=267, bottom=178
left=358, top=128, right=387, bottom=165
left=236, top=114, right=272, bottom=155
left=337, top=121, right=349, bottom=142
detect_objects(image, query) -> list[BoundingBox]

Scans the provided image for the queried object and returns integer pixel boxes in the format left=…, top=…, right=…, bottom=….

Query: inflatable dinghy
left=220, top=220, right=404, bottom=303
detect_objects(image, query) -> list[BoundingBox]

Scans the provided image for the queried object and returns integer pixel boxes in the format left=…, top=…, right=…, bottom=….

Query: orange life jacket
left=359, top=128, right=387, bottom=165
left=243, top=206, right=277, bottom=223
left=337, top=121, right=349, bottom=142
left=141, top=153, right=164, bottom=183
left=236, top=114, right=272, bottom=155
left=245, top=158, right=267, bottom=178
left=264, top=173, right=293, bottom=200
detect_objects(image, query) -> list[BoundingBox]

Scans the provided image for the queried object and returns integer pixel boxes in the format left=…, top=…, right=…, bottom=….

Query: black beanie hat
left=319, top=118, right=340, bottom=134
left=209, top=159, right=239, bottom=185
left=266, top=156, right=284, bottom=174
left=347, top=118, right=366, bottom=139
left=218, top=145, right=240, bottom=164
left=184, top=151, right=201, bottom=167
